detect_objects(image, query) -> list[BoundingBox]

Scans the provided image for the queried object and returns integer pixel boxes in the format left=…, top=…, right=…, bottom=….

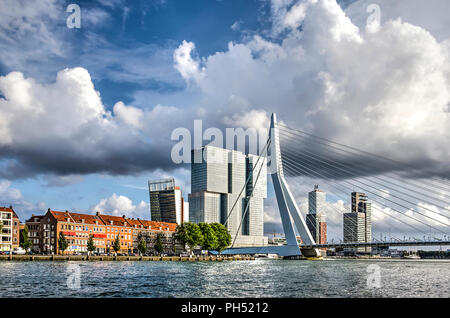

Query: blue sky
left=0, top=0, right=279, bottom=220
left=0, top=0, right=449, bottom=241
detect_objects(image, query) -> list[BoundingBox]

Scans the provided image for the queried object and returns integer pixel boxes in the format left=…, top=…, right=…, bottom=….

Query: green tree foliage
left=172, top=240, right=177, bottom=255
left=87, top=234, right=96, bottom=253
left=113, top=235, right=121, bottom=253
left=174, top=222, right=203, bottom=255
left=154, top=233, right=164, bottom=254
left=198, top=222, right=218, bottom=251
left=138, top=237, right=147, bottom=255
left=211, top=222, right=232, bottom=254
left=174, top=223, right=188, bottom=247
left=58, top=232, right=68, bottom=255
left=20, top=224, right=33, bottom=254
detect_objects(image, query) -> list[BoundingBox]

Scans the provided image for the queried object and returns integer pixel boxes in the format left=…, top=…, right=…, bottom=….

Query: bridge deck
left=221, top=241, right=450, bottom=256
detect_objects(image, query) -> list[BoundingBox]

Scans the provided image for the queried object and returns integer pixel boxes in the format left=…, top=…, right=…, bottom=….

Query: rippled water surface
left=0, top=259, right=448, bottom=297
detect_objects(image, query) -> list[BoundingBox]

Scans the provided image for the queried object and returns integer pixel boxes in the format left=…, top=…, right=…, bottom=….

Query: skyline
left=0, top=0, right=449, bottom=241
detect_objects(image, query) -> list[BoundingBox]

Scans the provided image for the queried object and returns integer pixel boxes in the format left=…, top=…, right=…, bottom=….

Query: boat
left=402, top=254, right=421, bottom=259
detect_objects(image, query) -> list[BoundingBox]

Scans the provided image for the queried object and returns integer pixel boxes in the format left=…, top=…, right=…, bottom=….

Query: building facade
left=26, top=215, right=43, bottom=253
left=343, top=192, right=372, bottom=253
left=25, top=209, right=180, bottom=255
left=305, top=185, right=327, bottom=245
left=1, top=206, right=21, bottom=251
left=149, top=178, right=187, bottom=224
left=189, top=146, right=267, bottom=247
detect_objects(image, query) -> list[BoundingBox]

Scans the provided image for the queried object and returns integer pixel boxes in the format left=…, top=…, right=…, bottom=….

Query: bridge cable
left=277, top=123, right=450, bottom=190
left=222, top=137, right=271, bottom=228
left=278, top=135, right=450, bottom=219
left=277, top=126, right=450, bottom=199
left=282, top=164, right=443, bottom=241
left=281, top=157, right=448, bottom=237
left=231, top=140, right=269, bottom=248
left=284, top=171, right=424, bottom=242
left=278, top=128, right=450, bottom=207
left=280, top=148, right=450, bottom=225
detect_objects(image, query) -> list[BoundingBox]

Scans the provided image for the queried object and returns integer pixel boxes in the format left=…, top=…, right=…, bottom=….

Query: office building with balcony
left=188, top=146, right=267, bottom=247
left=1, top=206, right=21, bottom=251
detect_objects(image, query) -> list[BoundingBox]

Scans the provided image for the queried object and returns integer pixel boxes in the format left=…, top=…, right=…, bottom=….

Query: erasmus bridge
left=222, top=113, right=450, bottom=257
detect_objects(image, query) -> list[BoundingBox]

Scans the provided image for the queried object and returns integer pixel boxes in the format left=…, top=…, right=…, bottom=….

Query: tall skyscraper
left=148, top=178, right=187, bottom=225
left=343, top=191, right=372, bottom=253
left=305, top=185, right=327, bottom=245
left=189, top=146, right=267, bottom=247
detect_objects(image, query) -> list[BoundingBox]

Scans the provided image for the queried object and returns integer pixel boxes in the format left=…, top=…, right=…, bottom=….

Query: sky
left=0, top=0, right=449, bottom=243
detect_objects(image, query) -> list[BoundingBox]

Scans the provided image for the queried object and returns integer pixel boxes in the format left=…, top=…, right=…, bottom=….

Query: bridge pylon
left=268, top=113, right=320, bottom=257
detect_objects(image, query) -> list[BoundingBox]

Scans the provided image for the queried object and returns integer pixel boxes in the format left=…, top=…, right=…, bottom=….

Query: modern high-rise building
left=148, top=178, right=187, bottom=225
left=343, top=192, right=372, bottom=253
left=189, top=146, right=267, bottom=247
left=305, top=185, right=327, bottom=245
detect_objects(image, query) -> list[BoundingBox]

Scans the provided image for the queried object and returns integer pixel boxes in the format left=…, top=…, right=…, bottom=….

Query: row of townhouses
left=1, top=206, right=183, bottom=255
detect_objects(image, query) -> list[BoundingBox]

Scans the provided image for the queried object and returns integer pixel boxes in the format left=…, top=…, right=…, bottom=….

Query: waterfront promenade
left=0, top=255, right=254, bottom=262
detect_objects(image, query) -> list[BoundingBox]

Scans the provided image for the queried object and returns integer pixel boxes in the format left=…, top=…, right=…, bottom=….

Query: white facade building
left=189, top=146, right=267, bottom=247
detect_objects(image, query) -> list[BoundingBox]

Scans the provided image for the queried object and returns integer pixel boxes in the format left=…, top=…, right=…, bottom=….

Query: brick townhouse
left=25, top=209, right=181, bottom=254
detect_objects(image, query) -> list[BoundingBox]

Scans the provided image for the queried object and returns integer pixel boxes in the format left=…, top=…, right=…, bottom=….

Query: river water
left=0, top=259, right=448, bottom=297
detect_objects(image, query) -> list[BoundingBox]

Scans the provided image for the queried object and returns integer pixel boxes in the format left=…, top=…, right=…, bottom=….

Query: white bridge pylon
left=268, top=113, right=319, bottom=257
left=222, top=113, right=320, bottom=257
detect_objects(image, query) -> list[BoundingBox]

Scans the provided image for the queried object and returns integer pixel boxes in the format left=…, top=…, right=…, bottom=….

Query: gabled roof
left=69, top=212, right=104, bottom=225
left=98, top=214, right=129, bottom=227
left=24, top=208, right=177, bottom=231
left=139, top=219, right=177, bottom=232
left=26, top=215, right=44, bottom=223
left=48, top=210, right=74, bottom=222
left=126, top=218, right=143, bottom=228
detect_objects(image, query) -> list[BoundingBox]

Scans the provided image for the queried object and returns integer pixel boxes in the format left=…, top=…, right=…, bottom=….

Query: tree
left=138, top=234, right=147, bottom=255
left=154, top=233, right=164, bottom=255
left=87, top=234, right=96, bottom=254
left=211, top=223, right=231, bottom=254
left=58, top=232, right=68, bottom=255
left=198, top=222, right=218, bottom=251
left=172, top=239, right=177, bottom=255
left=113, top=235, right=121, bottom=254
left=20, top=225, right=33, bottom=254
left=175, top=222, right=203, bottom=255
left=174, top=223, right=189, bottom=247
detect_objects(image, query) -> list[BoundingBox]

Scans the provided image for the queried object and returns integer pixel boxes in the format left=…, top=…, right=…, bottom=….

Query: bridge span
left=221, top=241, right=450, bottom=256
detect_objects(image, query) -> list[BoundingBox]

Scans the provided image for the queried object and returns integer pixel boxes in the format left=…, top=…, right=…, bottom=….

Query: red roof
left=48, top=210, right=75, bottom=222
left=138, top=219, right=176, bottom=232
left=27, top=208, right=177, bottom=232
left=97, top=214, right=129, bottom=227
left=69, top=212, right=104, bottom=225
left=126, top=218, right=143, bottom=228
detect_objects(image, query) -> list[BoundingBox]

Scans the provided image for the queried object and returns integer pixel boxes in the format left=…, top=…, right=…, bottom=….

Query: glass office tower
left=189, top=146, right=267, bottom=247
